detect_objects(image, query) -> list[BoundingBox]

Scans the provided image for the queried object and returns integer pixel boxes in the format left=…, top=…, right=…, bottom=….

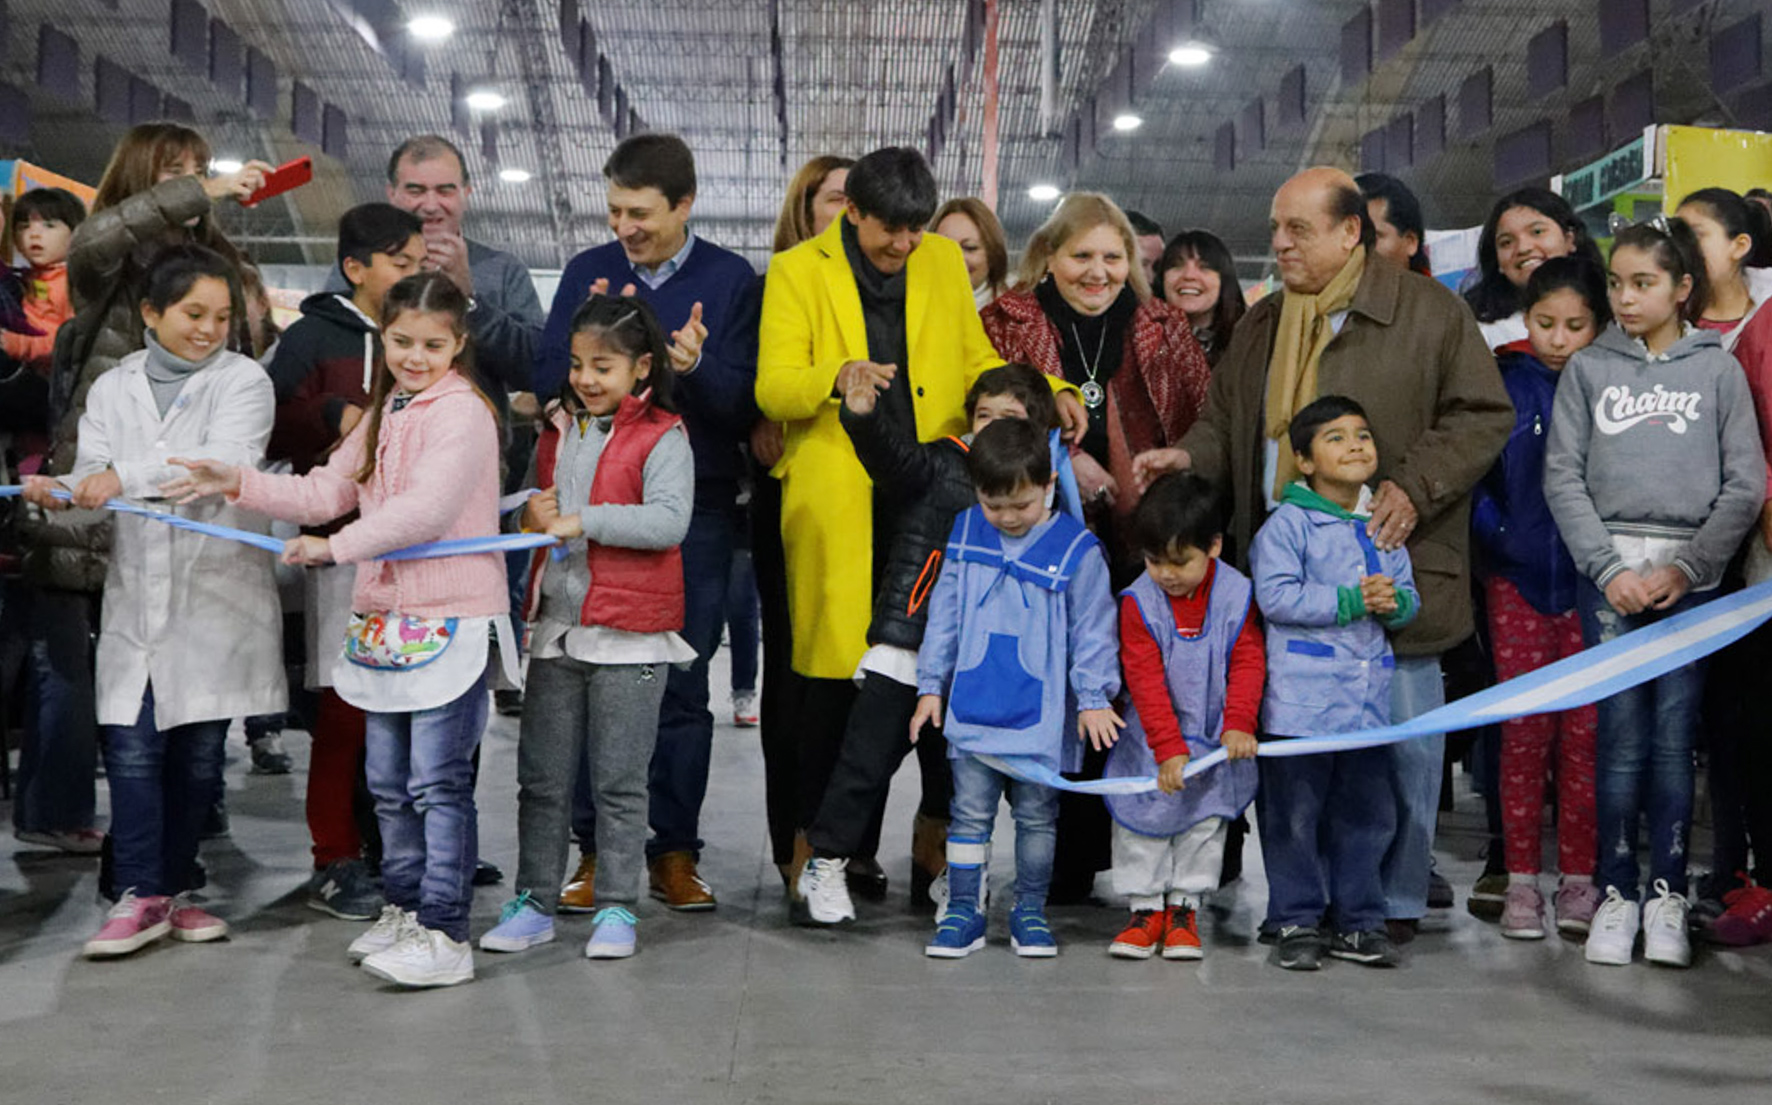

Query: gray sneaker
left=307, top=859, right=386, bottom=921
left=248, top=732, right=293, bottom=775
left=1329, top=929, right=1400, bottom=967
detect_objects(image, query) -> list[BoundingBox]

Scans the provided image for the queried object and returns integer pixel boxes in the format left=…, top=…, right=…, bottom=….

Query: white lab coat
left=65, top=348, right=287, bottom=729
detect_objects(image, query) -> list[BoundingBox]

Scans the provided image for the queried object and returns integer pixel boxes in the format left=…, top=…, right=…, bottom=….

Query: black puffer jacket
left=840, top=403, right=976, bottom=651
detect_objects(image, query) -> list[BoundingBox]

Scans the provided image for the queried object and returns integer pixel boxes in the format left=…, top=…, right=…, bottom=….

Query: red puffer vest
left=523, top=392, right=685, bottom=633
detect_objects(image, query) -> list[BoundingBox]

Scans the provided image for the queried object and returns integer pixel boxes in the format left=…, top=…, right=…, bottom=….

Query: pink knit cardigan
left=235, top=370, right=508, bottom=618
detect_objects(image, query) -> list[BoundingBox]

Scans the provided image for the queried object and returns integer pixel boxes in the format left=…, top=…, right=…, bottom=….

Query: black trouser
left=806, top=672, right=951, bottom=858
left=1706, top=621, right=1772, bottom=884
left=1050, top=744, right=1112, bottom=900
left=795, top=676, right=860, bottom=831
left=751, top=469, right=802, bottom=867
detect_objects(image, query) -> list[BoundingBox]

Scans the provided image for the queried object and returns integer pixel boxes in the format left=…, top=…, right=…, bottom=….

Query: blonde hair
left=930, top=197, right=1009, bottom=296
left=1012, top=192, right=1150, bottom=300
left=773, top=155, right=854, bottom=254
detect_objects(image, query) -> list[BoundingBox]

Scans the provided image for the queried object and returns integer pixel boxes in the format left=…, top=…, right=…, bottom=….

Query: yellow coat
left=758, top=218, right=1003, bottom=679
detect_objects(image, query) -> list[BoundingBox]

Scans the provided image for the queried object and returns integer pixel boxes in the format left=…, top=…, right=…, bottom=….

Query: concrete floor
left=4, top=661, right=1770, bottom=1105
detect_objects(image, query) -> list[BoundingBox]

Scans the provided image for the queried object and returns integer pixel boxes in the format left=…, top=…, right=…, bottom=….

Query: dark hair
left=1677, top=187, right=1772, bottom=270
left=9, top=187, right=87, bottom=240
left=357, top=272, right=491, bottom=483
left=1153, top=229, right=1246, bottom=355
left=603, top=133, right=697, bottom=207
left=966, top=417, right=1050, bottom=497
left=965, top=363, right=1057, bottom=430
left=1132, top=472, right=1223, bottom=559
left=563, top=294, right=679, bottom=415
left=1466, top=188, right=1604, bottom=323
left=1355, top=172, right=1431, bottom=276
left=1523, top=254, right=1612, bottom=329
left=141, top=243, right=240, bottom=314
left=387, top=135, right=469, bottom=186
left=1125, top=210, right=1164, bottom=239
left=337, top=203, right=423, bottom=281
left=1328, top=181, right=1377, bottom=250
left=1611, top=218, right=1711, bottom=325
left=845, top=147, right=938, bottom=229
left=1288, top=394, right=1369, bottom=457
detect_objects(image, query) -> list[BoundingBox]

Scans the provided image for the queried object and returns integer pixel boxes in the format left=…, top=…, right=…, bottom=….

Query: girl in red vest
left=480, top=294, right=694, bottom=961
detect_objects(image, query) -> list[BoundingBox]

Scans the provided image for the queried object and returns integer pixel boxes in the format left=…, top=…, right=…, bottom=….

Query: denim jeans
left=948, top=752, right=1059, bottom=908
left=1257, top=742, right=1396, bottom=933
left=10, top=586, right=99, bottom=835
left=726, top=548, right=760, bottom=695
left=104, top=685, right=227, bottom=897
left=363, top=675, right=488, bottom=942
left=1577, top=580, right=1709, bottom=900
left=1380, top=655, right=1446, bottom=919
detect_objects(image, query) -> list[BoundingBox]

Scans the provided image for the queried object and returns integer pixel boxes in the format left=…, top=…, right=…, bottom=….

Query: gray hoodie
left=1543, top=324, right=1765, bottom=591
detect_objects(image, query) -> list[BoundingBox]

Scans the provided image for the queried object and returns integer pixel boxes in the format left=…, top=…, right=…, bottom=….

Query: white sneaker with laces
left=348, top=904, right=417, bottom=963
left=1642, top=879, right=1692, bottom=968
left=1583, top=885, right=1640, bottom=966
left=732, top=692, right=759, bottom=728
left=797, top=857, right=857, bottom=924
left=360, top=925, right=475, bottom=988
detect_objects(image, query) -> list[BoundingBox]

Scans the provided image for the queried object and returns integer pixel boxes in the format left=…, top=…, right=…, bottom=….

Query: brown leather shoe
left=649, top=851, right=716, bottom=911
left=557, top=853, right=597, bottom=913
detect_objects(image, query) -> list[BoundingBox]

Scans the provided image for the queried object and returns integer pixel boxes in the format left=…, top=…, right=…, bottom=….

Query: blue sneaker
left=925, top=905, right=987, bottom=958
left=479, top=892, right=556, bottom=952
left=585, top=906, right=638, bottom=959
left=1009, top=905, right=1058, bottom=957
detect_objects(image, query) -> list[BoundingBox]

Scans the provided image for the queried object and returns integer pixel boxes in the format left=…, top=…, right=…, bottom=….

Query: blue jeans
left=364, top=675, right=487, bottom=942
left=104, top=685, right=227, bottom=896
left=10, top=586, right=99, bottom=835
left=949, top=752, right=1059, bottom=908
left=1380, top=655, right=1446, bottom=919
left=1578, top=580, right=1708, bottom=900
left=726, top=547, right=760, bottom=695
left=1257, top=742, right=1396, bottom=933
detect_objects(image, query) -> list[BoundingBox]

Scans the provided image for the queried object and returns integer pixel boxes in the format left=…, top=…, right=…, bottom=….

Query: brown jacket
left=1179, top=257, right=1513, bottom=656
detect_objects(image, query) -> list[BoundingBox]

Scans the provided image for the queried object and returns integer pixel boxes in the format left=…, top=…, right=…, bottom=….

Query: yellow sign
left=1662, top=125, right=1772, bottom=209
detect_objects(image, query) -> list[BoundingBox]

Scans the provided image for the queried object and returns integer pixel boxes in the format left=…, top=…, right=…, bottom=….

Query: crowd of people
left=4, top=118, right=1772, bottom=988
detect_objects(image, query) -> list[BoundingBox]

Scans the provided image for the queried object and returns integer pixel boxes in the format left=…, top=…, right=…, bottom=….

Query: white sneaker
left=360, top=925, right=475, bottom=988
left=1642, top=879, right=1692, bottom=968
left=1583, top=886, right=1640, bottom=966
left=348, top=904, right=417, bottom=963
left=797, top=857, right=856, bottom=924
left=732, top=692, right=759, bottom=728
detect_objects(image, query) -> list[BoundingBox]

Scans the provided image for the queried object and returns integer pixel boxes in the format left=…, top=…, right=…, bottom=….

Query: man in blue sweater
left=536, top=133, right=757, bottom=911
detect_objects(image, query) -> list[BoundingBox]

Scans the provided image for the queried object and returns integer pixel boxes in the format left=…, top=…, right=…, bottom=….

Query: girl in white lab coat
left=25, top=244, right=285, bottom=960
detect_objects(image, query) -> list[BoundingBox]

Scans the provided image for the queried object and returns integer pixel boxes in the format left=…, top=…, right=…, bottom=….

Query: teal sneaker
left=925, top=904, right=987, bottom=959
left=479, top=892, right=556, bottom=952
left=585, top=906, right=638, bottom=959
left=1009, top=904, right=1058, bottom=957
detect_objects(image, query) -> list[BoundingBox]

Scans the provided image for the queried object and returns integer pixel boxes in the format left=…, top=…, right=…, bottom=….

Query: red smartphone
left=241, top=157, right=313, bottom=207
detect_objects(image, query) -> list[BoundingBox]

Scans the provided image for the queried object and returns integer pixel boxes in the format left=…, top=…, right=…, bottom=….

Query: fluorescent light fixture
left=499, top=168, right=533, bottom=183
left=1027, top=183, right=1061, bottom=201
left=1168, top=42, right=1213, bottom=67
left=211, top=158, right=244, bottom=174
left=464, top=88, right=507, bottom=111
left=1112, top=113, right=1143, bottom=132
left=408, top=16, right=455, bottom=41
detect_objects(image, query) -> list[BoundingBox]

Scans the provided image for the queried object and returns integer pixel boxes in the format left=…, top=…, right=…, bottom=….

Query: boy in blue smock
left=911, top=418, right=1121, bottom=959
left=1250, top=395, right=1418, bottom=972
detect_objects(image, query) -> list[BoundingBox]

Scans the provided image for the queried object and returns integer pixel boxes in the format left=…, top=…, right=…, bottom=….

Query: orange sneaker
left=1162, top=904, right=1203, bottom=960
left=1109, top=909, right=1167, bottom=959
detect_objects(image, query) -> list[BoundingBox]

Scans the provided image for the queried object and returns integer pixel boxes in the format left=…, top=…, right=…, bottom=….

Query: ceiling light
left=1112, top=113, right=1143, bottom=132
left=499, top=168, right=532, bottom=183
left=464, top=88, right=507, bottom=111
left=211, top=158, right=244, bottom=174
left=1027, top=183, right=1061, bottom=202
left=408, top=16, right=455, bottom=41
left=1168, top=42, right=1213, bottom=67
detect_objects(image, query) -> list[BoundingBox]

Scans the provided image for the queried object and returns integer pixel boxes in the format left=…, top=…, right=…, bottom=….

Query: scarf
left=1264, top=245, right=1366, bottom=499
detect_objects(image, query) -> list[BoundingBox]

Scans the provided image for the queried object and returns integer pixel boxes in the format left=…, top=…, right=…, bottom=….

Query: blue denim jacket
left=1251, top=483, right=1419, bottom=738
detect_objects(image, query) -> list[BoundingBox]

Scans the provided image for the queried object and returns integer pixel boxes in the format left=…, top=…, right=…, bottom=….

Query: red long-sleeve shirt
left=1119, top=561, right=1265, bottom=764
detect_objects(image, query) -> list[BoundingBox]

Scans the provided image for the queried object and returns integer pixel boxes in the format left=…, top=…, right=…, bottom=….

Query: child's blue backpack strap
left=1003, top=512, right=1099, bottom=593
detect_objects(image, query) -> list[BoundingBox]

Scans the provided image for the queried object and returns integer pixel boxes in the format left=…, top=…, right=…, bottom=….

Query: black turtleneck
left=1035, top=278, right=1137, bottom=463
left=841, top=219, right=915, bottom=444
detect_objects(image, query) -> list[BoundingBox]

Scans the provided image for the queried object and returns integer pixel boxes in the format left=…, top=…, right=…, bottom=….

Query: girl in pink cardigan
left=167, top=272, right=509, bottom=988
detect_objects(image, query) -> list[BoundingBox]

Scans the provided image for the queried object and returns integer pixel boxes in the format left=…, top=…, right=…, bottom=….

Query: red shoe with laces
left=1109, top=909, right=1167, bottom=959
left=1711, top=878, right=1772, bottom=947
left=1162, top=904, right=1204, bottom=960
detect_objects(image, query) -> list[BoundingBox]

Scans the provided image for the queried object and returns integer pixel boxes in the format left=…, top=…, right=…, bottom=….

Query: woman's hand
left=281, top=535, right=334, bottom=566
left=20, top=475, right=68, bottom=510
left=750, top=420, right=785, bottom=468
left=202, top=160, right=273, bottom=203
left=1132, top=447, right=1190, bottom=493
left=1054, top=390, right=1089, bottom=443
left=72, top=469, right=122, bottom=510
left=1366, top=480, right=1418, bottom=552
left=1070, top=451, right=1118, bottom=508
left=162, top=458, right=243, bottom=504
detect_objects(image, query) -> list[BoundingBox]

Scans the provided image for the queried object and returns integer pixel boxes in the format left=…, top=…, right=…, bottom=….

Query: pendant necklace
left=1069, top=322, right=1107, bottom=410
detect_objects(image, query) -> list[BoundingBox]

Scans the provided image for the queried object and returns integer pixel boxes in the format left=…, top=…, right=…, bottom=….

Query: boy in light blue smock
left=911, top=418, right=1121, bottom=959
left=1251, top=395, right=1418, bottom=972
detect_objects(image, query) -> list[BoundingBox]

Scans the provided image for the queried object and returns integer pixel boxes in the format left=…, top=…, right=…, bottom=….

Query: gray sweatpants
left=515, top=655, right=667, bottom=912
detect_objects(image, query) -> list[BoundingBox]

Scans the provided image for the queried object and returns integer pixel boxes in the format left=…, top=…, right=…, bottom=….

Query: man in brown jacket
left=1136, top=166, right=1513, bottom=936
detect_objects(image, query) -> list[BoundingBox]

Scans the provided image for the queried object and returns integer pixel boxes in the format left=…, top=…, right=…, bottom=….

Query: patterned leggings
left=1486, top=576, right=1598, bottom=877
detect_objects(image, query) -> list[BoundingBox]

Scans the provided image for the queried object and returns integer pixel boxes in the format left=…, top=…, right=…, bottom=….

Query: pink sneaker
left=1555, top=879, right=1604, bottom=935
left=168, top=894, right=230, bottom=943
left=83, top=891, right=173, bottom=958
left=1711, top=881, right=1772, bottom=947
left=1500, top=882, right=1545, bottom=940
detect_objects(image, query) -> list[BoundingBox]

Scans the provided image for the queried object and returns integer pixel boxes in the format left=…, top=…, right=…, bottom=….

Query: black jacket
left=840, top=403, right=976, bottom=652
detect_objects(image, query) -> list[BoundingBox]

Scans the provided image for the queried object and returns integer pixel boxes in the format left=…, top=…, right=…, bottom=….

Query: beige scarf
left=1264, top=245, right=1367, bottom=499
